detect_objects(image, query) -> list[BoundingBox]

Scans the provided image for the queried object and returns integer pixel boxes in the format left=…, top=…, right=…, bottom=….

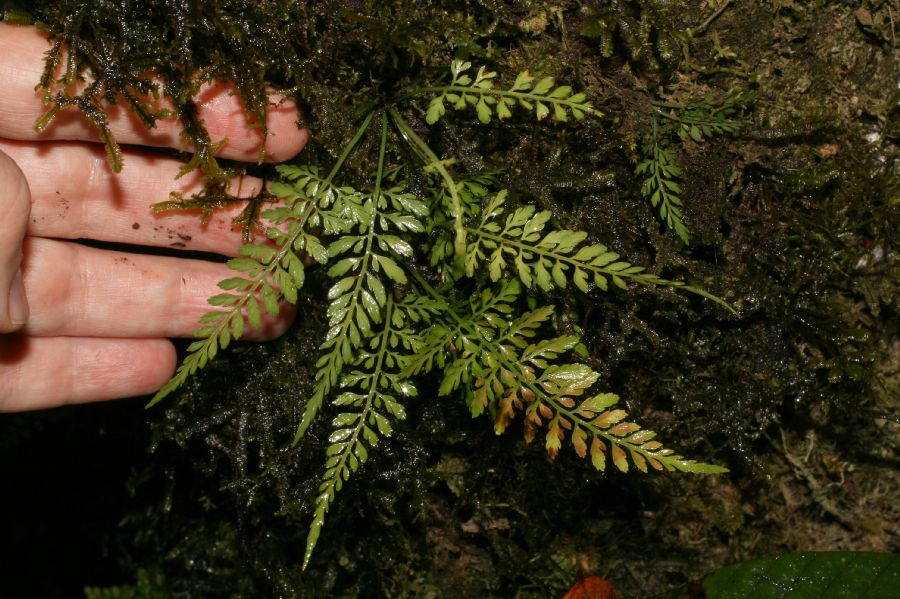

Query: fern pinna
left=149, top=61, right=730, bottom=568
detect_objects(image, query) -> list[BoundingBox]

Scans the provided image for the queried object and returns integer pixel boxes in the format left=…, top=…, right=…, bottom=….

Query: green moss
left=3, top=0, right=896, bottom=596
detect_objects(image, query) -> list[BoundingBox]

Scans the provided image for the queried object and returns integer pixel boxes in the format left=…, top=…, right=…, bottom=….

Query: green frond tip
left=423, top=60, right=596, bottom=125
left=146, top=334, right=219, bottom=408
left=416, top=284, right=729, bottom=476
left=302, top=294, right=415, bottom=568
left=637, top=143, right=690, bottom=245
left=466, top=191, right=735, bottom=314
left=675, top=461, right=730, bottom=474
left=148, top=179, right=318, bottom=409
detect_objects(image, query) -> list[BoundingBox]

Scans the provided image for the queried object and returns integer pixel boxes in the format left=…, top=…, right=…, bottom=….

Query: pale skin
left=0, top=23, right=308, bottom=411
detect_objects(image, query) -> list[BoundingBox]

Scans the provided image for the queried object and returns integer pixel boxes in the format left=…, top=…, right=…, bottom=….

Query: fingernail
left=8, top=268, right=29, bottom=325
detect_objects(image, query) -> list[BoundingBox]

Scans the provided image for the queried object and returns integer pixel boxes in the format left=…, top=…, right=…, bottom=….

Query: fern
left=467, top=190, right=732, bottom=310
left=304, top=293, right=428, bottom=569
left=147, top=201, right=317, bottom=407
left=637, top=117, right=690, bottom=244
left=296, top=114, right=429, bottom=442
left=148, top=111, right=376, bottom=406
left=637, top=93, right=746, bottom=244
left=423, top=60, right=596, bottom=125
left=149, top=64, right=733, bottom=569
left=669, top=93, right=744, bottom=142
left=406, top=278, right=725, bottom=473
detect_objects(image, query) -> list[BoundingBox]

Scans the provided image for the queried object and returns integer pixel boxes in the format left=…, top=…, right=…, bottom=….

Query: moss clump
left=2, top=0, right=896, bottom=596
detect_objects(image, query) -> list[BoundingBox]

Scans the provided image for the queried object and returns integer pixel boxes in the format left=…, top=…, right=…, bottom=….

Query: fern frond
left=655, top=93, right=746, bottom=143
left=413, top=279, right=727, bottom=473
left=638, top=93, right=746, bottom=243
left=149, top=113, right=377, bottom=410
left=465, top=191, right=732, bottom=311
left=636, top=133, right=690, bottom=244
left=424, top=60, right=596, bottom=125
left=147, top=201, right=316, bottom=407
left=304, top=294, right=420, bottom=569
left=555, top=388, right=728, bottom=474
left=296, top=114, right=426, bottom=442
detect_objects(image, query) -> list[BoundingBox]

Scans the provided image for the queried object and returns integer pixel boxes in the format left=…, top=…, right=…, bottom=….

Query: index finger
left=0, top=23, right=307, bottom=162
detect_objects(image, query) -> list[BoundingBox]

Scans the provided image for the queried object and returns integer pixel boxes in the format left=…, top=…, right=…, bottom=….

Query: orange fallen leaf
left=563, top=576, right=620, bottom=599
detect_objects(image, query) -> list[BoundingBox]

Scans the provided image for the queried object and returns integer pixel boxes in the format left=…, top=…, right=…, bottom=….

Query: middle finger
left=1, top=138, right=266, bottom=256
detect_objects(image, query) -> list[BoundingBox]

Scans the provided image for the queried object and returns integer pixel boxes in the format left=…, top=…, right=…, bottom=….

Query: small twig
left=776, top=428, right=855, bottom=528
left=693, top=0, right=732, bottom=36
left=889, top=5, right=896, bottom=48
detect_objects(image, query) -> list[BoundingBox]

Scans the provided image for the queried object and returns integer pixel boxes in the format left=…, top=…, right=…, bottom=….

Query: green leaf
left=375, top=254, right=407, bottom=283
left=476, top=98, right=491, bottom=123
left=367, top=273, right=386, bottom=306
left=672, top=460, right=729, bottom=474
left=218, top=277, right=253, bottom=291
left=331, top=412, right=361, bottom=427
left=229, top=313, right=244, bottom=340
left=426, top=97, right=445, bottom=124
left=373, top=412, right=393, bottom=436
left=328, top=428, right=354, bottom=443
left=239, top=244, right=276, bottom=262
left=553, top=103, right=568, bottom=122
left=245, top=296, right=262, bottom=328
left=703, top=552, right=900, bottom=599
left=208, top=293, right=240, bottom=307
left=261, top=284, right=280, bottom=317
left=496, top=99, right=512, bottom=119
left=378, top=235, right=413, bottom=257
left=511, top=71, right=534, bottom=92
left=532, top=76, right=554, bottom=95
left=576, top=392, right=619, bottom=416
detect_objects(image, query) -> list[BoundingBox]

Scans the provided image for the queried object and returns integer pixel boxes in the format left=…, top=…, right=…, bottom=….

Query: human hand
left=0, top=23, right=307, bottom=411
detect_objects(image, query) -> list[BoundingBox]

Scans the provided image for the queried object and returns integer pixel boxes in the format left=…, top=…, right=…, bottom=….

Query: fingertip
left=262, top=95, right=308, bottom=162
left=145, top=338, right=179, bottom=391
left=197, top=83, right=306, bottom=163
left=75, top=338, right=179, bottom=402
left=0, top=337, right=180, bottom=411
left=0, top=150, right=32, bottom=333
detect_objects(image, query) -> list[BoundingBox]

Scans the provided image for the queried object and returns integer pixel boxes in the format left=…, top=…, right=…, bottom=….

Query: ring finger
left=20, top=237, right=292, bottom=339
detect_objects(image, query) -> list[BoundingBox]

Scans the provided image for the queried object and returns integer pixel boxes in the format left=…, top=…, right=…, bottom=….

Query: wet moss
left=3, top=0, right=897, bottom=596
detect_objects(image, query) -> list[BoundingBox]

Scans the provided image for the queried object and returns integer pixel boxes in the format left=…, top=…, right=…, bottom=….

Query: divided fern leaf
left=408, top=279, right=728, bottom=473
left=147, top=66, right=734, bottom=572
left=304, top=294, right=422, bottom=569
left=638, top=92, right=747, bottom=243
left=147, top=201, right=316, bottom=408
left=466, top=190, right=733, bottom=311
left=637, top=134, right=690, bottom=244
left=424, top=60, right=596, bottom=125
